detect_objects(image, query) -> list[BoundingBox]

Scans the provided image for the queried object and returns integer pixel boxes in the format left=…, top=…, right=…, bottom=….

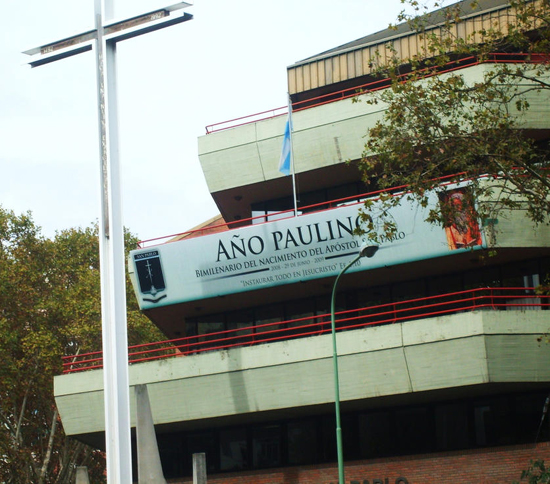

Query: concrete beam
left=135, top=385, right=166, bottom=484
left=55, top=310, right=550, bottom=438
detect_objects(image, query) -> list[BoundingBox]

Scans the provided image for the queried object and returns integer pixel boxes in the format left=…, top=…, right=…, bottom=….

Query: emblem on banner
left=133, top=250, right=167, bottom=303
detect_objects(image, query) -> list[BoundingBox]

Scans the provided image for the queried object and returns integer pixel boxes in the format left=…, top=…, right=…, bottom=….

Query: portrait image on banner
left=440, top=187, right=482, bottom=250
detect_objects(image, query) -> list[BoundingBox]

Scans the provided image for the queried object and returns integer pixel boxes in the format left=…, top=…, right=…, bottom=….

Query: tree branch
left=37, top=408, right=58, bottom=484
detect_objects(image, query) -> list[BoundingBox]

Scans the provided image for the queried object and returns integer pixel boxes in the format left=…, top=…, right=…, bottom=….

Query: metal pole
left=330, top=245, right=378, bottom=484
left=287, top=97, right=298, bottom=217
left=95, top=0, right=132, bottom=482
left=24, top=4, right=194, bottom=483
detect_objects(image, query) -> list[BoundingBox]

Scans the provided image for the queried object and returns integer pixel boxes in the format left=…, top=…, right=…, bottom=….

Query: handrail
left=204, top=53, right=544, bottom=134
left=62, top=287, right=549, bottom=373
left=137, top=172, right=468, bottom=247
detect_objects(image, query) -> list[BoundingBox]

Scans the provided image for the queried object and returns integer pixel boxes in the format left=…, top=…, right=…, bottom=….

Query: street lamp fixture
left=330, top=243, right=379, bottom=484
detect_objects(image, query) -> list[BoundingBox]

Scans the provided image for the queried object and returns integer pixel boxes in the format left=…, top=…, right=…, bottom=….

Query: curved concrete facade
left=198, top=64, right=550, bottom=195
left=54, top=309, right=550, bottom=442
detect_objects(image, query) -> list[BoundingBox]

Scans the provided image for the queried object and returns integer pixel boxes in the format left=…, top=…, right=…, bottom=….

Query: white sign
left=129, top=192, right=484, bottom=310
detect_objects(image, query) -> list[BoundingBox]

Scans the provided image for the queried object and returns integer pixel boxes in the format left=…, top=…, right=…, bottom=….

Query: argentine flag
left=278, top=109, right=292, bottom=176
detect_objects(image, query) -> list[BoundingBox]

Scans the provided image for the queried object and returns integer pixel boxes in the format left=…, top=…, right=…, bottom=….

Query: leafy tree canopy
left=516, top=459, right=550, bottom=483
left=0, top=207, right=163, bottom=483
left=356, top=0, right=550, bottom=241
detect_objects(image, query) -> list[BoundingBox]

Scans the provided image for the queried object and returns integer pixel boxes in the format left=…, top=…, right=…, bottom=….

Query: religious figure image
left=440, top=188, right=482, bottom=250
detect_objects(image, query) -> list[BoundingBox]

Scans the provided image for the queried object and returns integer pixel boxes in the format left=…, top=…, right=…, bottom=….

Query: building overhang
left=198, top=63, right=550, bottom=225
left=55, top=309, right=550, bottom=449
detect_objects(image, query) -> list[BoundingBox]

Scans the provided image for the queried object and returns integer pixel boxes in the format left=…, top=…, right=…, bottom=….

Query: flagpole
left=288, top=97, right=298, bottom=217
left=278, top=94, right=298, bottom=217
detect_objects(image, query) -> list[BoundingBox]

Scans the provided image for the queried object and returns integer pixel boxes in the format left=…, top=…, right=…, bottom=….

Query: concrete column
left=135, top=384, right=167, bottom=484
left=75, top=467, right=90, bottom=484
left=193, top=453, right=207, bottom=484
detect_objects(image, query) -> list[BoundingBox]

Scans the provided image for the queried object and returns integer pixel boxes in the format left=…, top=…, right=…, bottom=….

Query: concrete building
left=55, top=0, right=550, bottom=482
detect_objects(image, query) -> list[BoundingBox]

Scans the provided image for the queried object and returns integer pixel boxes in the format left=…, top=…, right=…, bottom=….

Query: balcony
left=63, top=287, right=550, bottom=374
left=54, top=292, right=550, bottom=445
left=198, top=56, right=550, bottom=226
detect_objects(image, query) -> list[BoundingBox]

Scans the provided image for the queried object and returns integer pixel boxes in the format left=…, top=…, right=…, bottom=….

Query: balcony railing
left=62, top=287, right=549, bottom=373
left=137, top=173, right=469, bottom=247
left=204, top=53, right=547, bottom=134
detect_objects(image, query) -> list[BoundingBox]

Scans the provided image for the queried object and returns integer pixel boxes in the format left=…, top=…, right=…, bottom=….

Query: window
left=287, top=420, right=318, bottom=465
left=187, top=258, right=546, bottom=351
left=251, top=182, right=365, bottom=221
left=359, top=412, right=392, bottom=458
left=435, top=403, right=469, bottom=451
left=502, top=260, right=539, bottom=289
left=156, top=391, right=550, bottom=478
left=185, top=430, right=218, bottom=473
left=474, top=398, right=513, bottom=446
left=463, top=266, right=501, bottom=290
left=327, top=182, right=362, bottom=204
left=394, top=407, right=433, bottom=454
left=393, top=279, right=426, bottom=302
left=251, top=197, right=294, bottom=224
left=428, top=272, right=463, bottom=296
left=226, top=309, right=254, bottom=346
left=285, top=299, right=316, bottom=336
left=252, top=425, right=281, bottom=468
left=320, top=415, right=336, bottom=462
left=157, top=433, right=183, bottom=478
left=514, top=394, right=549, bottom=443
left=196, top=315, right=225, bottom=350
left=220, top=428, right=248, bottom=471
left=297, top=190, right=325, bottom=212
left=254, top=305, right=284, bottom=336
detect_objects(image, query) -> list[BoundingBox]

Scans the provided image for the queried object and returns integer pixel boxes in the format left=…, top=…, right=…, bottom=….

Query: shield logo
left=133, top=250, right=167, bottom=303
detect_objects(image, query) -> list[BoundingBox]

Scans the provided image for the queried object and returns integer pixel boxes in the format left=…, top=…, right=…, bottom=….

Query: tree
left=516, top=459, right=550, bottom=483
left=0, top=207, right=163, bottom=483
left=355, top=0, right=550, bottom=242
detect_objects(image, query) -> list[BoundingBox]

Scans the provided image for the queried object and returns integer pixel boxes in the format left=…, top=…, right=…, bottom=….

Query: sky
left=1, top=0, right=405, bottom=243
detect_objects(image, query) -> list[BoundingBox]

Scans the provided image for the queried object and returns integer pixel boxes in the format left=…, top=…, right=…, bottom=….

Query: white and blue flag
left=278, top=109, right=292, bottom=176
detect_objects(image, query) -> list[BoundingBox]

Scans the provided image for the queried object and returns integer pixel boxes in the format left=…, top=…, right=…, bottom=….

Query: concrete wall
left=54, top=310, right=550, bottom=439
left=198, top=64, right=550, bottom=195
left=489, top=207, right=550, bottom=248
left=197, top=92, right=385, bottom=194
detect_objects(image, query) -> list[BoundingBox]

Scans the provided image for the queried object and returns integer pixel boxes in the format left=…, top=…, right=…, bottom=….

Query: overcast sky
left=2, top=0, right=405, bottom=243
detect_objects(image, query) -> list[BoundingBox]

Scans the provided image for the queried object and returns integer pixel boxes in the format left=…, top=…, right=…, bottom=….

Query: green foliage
left=515, top=459, right=550, bottom=483
left=356, top=0, right=550, bottom=241
left=0, top=207, right=163, bottom=483
left=535, top=274, right=550, bottom=295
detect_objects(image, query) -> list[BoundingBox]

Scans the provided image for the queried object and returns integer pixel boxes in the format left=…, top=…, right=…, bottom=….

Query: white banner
left=129, top=191, right=484, bottom=310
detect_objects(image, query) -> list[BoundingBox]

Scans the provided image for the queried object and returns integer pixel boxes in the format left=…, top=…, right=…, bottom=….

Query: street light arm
left=330, top=251, right=362, bottom=484
left=330, top=244, right=378, bottom=484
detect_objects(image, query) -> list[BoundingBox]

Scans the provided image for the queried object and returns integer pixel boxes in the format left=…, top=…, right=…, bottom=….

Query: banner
left=129, top=191, right=485, bottom=310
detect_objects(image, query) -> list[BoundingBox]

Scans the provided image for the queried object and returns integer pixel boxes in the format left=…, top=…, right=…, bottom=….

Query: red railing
left=138, top=188, right=373, bottom=247
left=204, top=53, right=547, bottom=134
left=62, top=287, right=549, bottom=373
left=137, top=172, right=470, bottom=247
